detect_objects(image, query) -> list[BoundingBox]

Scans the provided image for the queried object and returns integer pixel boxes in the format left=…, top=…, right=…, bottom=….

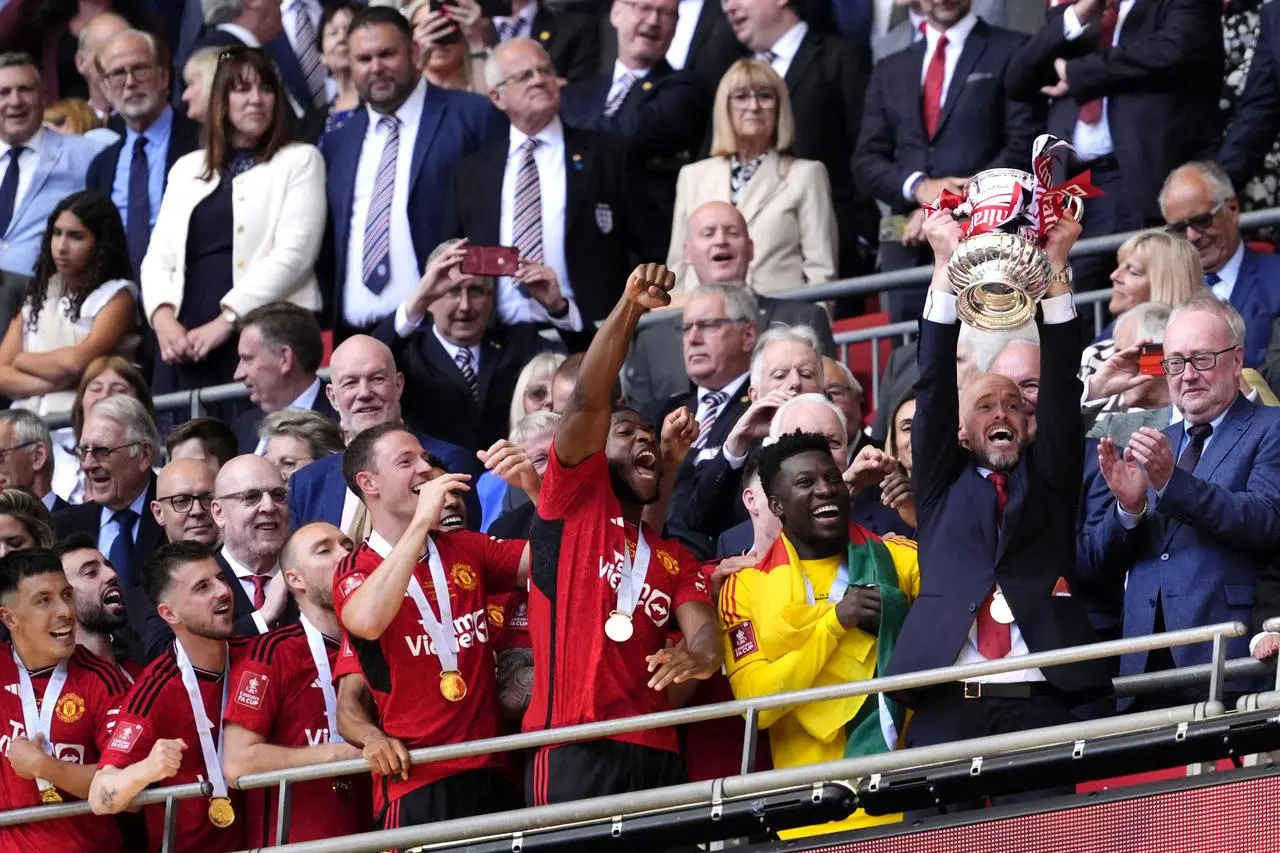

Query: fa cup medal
left=208, top=796, right=236, bottom=828
left=440, top=670, right=468, bottom=702
left=605, top=611, right=634, bottom=642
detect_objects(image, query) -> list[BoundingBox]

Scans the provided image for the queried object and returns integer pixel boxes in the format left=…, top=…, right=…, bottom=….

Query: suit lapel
left=477, top=333, right=506, bottom=407
left=906, top=41, right=929, bottom=141
left=216, top=553, right=256, bottom=622
left=689, top=0, right=719, bottom=57
left=738, top=150, right=786, bottom=226
left=933, top=22, right=989, bottom=138
left=331, top=110, right=368, bottom=251
left=784, top=31, right=818, bottom=89
left=425, top=325, right=474, bottom=396
left=530, top=5, right=555, bottom=46
left=994, top=461, right=1025, bottom=563
left=968, top=467, right=999, bottom=554
left=410, top=86, right=446, bottom=191
left=1190, top=395, right=1254, bottom=481
left=15, top=133, right=60, bottom=225
left=564, top=128, right=594, bottom=233
left=473, top=141, right=507, bottom=245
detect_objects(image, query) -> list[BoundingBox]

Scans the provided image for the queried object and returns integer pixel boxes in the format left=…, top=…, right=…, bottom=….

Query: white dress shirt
left=1208, top=240, right=1245, bottom=302
left=0, top=129, right=43, bottom=228
left=667, top=0, right=703, bottom=69
left=1062, top=0, right=1136, bottom=161
left=758, top=21, right=808, bottom=80
left=344, top=79, right=429, bottom=328
left=605, top=60, right=652, bottom=108
left=902, top=13, right=980, bottom=200
left=496, top=117, right=584, bottom=328
left=253, top=377, right=323, bottom=455
left=96, top=488, right=149, bottom=562
left=222, top=545, right=278, bottom=634
left=493, top=2, right=538, bottom=40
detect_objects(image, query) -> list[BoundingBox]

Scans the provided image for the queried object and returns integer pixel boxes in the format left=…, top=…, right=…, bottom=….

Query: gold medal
left=439, top=670, right=467, bottom=702
left=208, top=796, right=236, bottom=829
left=604, top=611, right=633, bottom=643
left=989, top=591, right=1015, bottom=625
left=40, top=787, right=61, bottom=804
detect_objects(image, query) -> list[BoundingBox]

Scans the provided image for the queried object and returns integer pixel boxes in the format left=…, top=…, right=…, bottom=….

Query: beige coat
left=666, top=150, right=837, bottom=295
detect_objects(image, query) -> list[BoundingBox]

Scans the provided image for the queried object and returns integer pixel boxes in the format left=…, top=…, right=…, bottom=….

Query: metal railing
left=0, top=621, right=1249, bottom=851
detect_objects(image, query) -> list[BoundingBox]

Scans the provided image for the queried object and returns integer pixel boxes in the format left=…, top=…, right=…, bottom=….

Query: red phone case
left=461, top=246, right=519, bottom=277
left=1138, top=346, right=1165, bottom=376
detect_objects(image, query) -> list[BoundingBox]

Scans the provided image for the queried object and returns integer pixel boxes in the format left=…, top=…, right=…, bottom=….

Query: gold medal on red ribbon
left=439, top=670, right=467, bottom=702
left=208, top=796, right=236, bottom=828
left=40, top=787, right=61, bottom=804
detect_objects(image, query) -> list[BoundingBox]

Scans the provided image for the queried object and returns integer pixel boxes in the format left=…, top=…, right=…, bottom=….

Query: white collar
left=97, top=486, right=150, bottom=530
left=368, top=528, right=431, bottom=559
left=508, top=114, right=564, bottom=154
left=0, top=127, right=42, bottom=158
left=220, top=544, right=279, bottom=581
left=697, top=372, right=749, bottom=401
left=925, top=12, right=977, bottom=48
left=367, top=78, right=428, bottom=129
left=769, top=21, right=809, bottom=61
left=288, top=377, right=322, bottom=411
left=432, top=324, right=482, bottom=362
left=216, top=22, right=261, bottom=47
left=1215, top=240, right=1246, bottom=285
left=611, top=59, right=652, bottom=83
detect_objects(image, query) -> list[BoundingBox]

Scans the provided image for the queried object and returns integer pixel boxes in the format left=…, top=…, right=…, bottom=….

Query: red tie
left=922, top=32, right=949, bottom=138
left=247, top=574, right=269, bottom=611
left=1077, top=0, right=1118, bottom=124
left=977, top=472, right=1012, bottom=659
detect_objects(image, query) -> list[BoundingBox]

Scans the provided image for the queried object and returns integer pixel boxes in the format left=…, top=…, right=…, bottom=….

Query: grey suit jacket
left=1086, top=407, right=1174, bottom=448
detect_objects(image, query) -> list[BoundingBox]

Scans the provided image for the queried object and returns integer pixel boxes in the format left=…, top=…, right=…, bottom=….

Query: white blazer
left=140, top=142, right=326, bottom=323
left=666, top=150, right=838, bottom=295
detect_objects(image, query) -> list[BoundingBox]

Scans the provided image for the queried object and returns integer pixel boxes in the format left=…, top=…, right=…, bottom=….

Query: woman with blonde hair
left=508, top=351, right=566, bottom=433
left=180, top=46, right=221, bottom=124
left=406, top=0, right=487, bottom=93
left=43, top=98, right=101, bottom=134
left=0, top=486, right=56, bottom=555
left=666, top=58, right=836, bottom=294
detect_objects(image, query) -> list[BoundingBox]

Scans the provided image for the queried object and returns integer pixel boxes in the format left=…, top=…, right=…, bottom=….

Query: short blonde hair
left=509, top=352, right=566, bottom=434
left=1120, top=230, right=1205, bottom=306
left=183, top=46, right=220, bottom=89
left=43, top=99, right=101, bottom=134
left=710, top=59, right=794, bottom=158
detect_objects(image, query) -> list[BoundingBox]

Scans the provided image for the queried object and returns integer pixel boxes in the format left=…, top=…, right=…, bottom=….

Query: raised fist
left=623, top=263, right=676, bottom=312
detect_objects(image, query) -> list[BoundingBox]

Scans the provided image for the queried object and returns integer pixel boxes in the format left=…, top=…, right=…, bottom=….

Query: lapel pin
left=642, top=80, right=653, bottom=91
left=539, top=30, right=551, bottom=41
left=572, top=152, right=584, bottom=170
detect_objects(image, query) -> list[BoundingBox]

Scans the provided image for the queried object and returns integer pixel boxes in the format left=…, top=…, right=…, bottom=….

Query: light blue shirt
left=111, top=106, right=173, bottom=232
left=97, top=488, right=150, bottom=559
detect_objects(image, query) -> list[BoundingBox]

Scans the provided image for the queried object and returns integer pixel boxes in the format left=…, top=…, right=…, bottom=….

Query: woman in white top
left=0, top=190, right=139, bottom=416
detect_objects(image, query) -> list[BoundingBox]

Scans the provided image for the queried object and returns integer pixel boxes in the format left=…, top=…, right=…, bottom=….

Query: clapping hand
left=1097, top=437, right=1148, bottom=513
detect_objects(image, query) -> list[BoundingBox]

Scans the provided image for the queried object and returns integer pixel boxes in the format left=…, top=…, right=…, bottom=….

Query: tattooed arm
left=89, top=739, right=186, bottom=815
left=496, top=647, right=534, bottom=719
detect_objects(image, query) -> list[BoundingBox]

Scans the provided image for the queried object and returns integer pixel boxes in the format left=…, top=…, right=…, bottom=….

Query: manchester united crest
left=54, top=692, right=86, bottom=724
left=657, top=550, right=680, bottom=576
left=487, top=603, right=505, bottom=626
left=451, top=563, right=478, bottom=590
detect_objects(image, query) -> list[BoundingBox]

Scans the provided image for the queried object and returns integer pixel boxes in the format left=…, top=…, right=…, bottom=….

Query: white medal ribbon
left=173, top=640, right=229, bottom=799
left=614, top=525, right=652, bottom=617
left=404, top=537, right=459, bottom=673
left=299, top=616, right=343, bottom=744
left=799, top=560, right=851, bottom=606
left=12, top=650, right=68, bottom=797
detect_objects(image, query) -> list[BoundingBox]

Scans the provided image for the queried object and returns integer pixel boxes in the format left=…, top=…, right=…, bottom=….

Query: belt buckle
left=963, top=682, right=982, bottom=700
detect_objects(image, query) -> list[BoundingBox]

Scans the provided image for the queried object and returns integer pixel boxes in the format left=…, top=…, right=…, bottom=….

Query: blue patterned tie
left=0, top=146, right=24, bottom=237
left=108, top=509, right=138, bottom=589
left=362, top=116, right=400, bottom=295
left=126, top=134, right=150, bottom=271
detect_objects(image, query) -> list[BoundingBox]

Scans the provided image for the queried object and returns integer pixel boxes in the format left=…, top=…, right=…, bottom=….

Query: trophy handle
left=1061, top=195, right=1084, bottom=223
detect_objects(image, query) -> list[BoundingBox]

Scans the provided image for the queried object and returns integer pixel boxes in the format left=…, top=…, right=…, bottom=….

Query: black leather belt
left=953, top=681, right=1056, bottom=700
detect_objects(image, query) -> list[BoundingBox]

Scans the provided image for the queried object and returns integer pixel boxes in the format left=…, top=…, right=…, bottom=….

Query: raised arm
left=554, top=264, right=676, bottom=467
left=1031, top=215, right=1085, bottom=483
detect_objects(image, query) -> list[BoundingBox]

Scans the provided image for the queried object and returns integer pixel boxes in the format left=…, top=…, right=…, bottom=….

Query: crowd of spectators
left=2, top=0, right=1280, bottom=849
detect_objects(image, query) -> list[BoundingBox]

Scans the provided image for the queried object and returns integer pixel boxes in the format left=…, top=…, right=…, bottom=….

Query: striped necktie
left=362, top=116, right=400, bottom=295
left=512, top=138, right=543, bottom=264
left=755, top=49, right=779, bottom=65
left=496, top=16, right=522, bottom=40
left=455, top=348, right=479, bottom=401
left=604, top=71, right=638, bottom=117
left=694, top=390, right=729, bottom=449
left=293, top=4, right=327, bottom=107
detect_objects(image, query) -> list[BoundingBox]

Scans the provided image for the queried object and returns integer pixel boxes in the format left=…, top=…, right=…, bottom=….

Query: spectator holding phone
left=408, top=0, right=488, bottom=93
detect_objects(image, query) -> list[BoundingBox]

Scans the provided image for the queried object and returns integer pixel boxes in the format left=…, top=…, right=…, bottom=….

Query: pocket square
left=965, top=71, right=995, bottom=83
left=1052, top=576, right=1072, bottom=597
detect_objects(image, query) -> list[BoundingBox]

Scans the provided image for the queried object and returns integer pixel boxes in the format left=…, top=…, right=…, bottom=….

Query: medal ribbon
left=800, top=560, right=851, bottom=606
left=173, top=639, right=229, bottom=800
left=299, top=616, right=343, bottom=744
left=614, top=523, right=652, bottom=618
left=12, top=650, right=68, bottom=798
left=404, top=537, right=459, bottom=674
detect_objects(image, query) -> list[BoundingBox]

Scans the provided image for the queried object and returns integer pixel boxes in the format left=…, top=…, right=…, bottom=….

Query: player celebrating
left=0, top=550, right=131, bottom=853
left=55, top=534, right=141, bottom=679
left=333, top=424, right=536, bottom=828
left=223, top=522, right=370, bottom=845
left=525, top=264, right=722, bottom=806
left=89, top=541, right=249, bottom=853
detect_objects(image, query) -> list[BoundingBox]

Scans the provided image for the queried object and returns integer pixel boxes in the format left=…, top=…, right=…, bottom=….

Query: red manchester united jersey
left=332, top=529, right=525, bottom=802
left=223, top=623, right=373, bottom=845
left=98, top=640, right=250, bottom=853
left=0, top=645, right=130, bottom=853
left=524, top=450, right=712, bottom=753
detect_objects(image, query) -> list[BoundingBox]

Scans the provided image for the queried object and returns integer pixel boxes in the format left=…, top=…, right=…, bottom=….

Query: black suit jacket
left=560, top=60, right=713, bottom=240
left=1220, top=0, right=1280, bottom=198
left=531, top=3, right=601, bottom=83
left=52, top=478, right=166, bottom=591
left=371, top=315, right=593, bottom=454
left=1004, top=0, right=1223, bottom=226
left=883, top=313, right=1109, bottom=701
left=140, top=551, right=299, bottom=661
left=232, top=379, right=339, bottom=454
left=598, top=1, right=746, bottom=87
left=784, top=29, right=876, bottom=276
left=441, top=124, right=662, bottom=323
left=855, top=21, right=1044, bottom=268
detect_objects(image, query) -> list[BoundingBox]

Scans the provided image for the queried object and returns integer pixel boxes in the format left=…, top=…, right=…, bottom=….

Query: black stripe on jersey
left=71, top=647, right=131, bottom=696
left=527, top=516, right=563, bottom=602
left=353, top=635, right=392, bottom=695
left=125, top=655, right=180, bottom=717
left=248, top=622, right=303, bottom=666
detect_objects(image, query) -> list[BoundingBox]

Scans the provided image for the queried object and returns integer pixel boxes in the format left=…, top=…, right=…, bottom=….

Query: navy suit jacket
left=1004, top=0, right=1223, bottom=226
left=317, top=87, right=503, bottom=329
left=231, top=379, right=339, bottom=454
left=885, top=313, right=1109, bottom=701
left=85, top=109, right=202, bottom=199
left=1219, top=0, right=1280, bottom=189
left=52, top=477, right=166, bottom=591
left=288, top=432, right=483, bottom=532
left=1074, top=438, right=1128, bottom=641
left=1083, top=395, right=1280, bottom=688
left=1230, top=249, right=1280, bottom=369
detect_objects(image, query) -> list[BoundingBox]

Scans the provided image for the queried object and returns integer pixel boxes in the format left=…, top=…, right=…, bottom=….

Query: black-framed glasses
left=495, top=63, right=556, bottom=89
left=1160, top=346, right=1240, bottom=375
left=728, top=89, right=778, bottom=108
left=75, top=442, right=140, bottom=462
left=1166, top=202, right=1226, bottom=236
left=680, top=317, right=745, bottom=335
left=156, top=493, right=214, bottom=514
left=617, top=0, right=677, bottom=20
left=0, top=441, right=37, bottom=463
left=216, top=487, right=289, bottom=508
left=102, top=63, right=159, bottom=89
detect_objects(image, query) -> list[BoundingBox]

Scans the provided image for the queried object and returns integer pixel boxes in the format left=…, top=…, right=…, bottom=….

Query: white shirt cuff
left=394, top=303, right=424, bottom=337
left=1063, top=6, right=1087, bottom=39
left=251, top=611, right=269, bottom=634
left=922, top=289, right=958, bottom=324
left=1116, top=502, right=1144, bottom=529
left=545, top=300, right=585, bottom=333
left=1040, top=292, right=1077, bottom=324
left=1249, top=632, right=1279, bottom=655
left=903, top=172, right=926, bottom=203
left=722, top=441, right=748, bottom=470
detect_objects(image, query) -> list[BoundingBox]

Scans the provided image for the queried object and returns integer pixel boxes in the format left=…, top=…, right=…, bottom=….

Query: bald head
left=78, top=13, right=130, bottom=62
left=684, top=201, right=754, bottom=285
left=214, top=454, right=283, bottom=496
left=326, top=335, right=405, bottom=437
left=152, top=458, right=218, bottom=546
left=211, top=455, right=289, bottom=567
left=960, top=373, right=1028, bottom=472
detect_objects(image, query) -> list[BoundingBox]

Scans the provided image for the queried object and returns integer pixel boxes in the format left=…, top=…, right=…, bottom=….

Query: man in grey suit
left=623, top=201, right=836, bottom=414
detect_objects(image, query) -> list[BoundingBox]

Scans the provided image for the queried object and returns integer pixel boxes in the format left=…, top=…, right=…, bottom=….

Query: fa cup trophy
left=925, top=136, right=1102, bottom=331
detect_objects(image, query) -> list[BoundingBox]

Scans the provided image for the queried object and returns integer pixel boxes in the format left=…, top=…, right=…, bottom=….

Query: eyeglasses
left=495, top=63, right=556, bottom=89
left=102, top=63, right=158, bottom=89
left=1159, top=346, right=1240, bottom=375
left=216, top=487, right=289, bottom=508
left=156, top=493, right=214, bottom=513
left=618, top=0, right=678, bottom=21
left=1166, top=202, right=1226, bottom=236
left=680, top=317, right=745, bottom=335
left=728, top=89, right=778, bottom=108
left=75, top=442, right=140, bottom=462
left=0, top=441, right=36, bottom=463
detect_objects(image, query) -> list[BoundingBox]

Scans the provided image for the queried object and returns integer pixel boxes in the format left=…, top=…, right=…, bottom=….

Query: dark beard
left=78, top=600, right=126, bottom=636
left=607, top=459, right=658, bottom=507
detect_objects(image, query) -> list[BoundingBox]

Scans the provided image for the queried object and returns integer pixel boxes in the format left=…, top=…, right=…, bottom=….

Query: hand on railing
left=362, top=731, right=410, bottom=781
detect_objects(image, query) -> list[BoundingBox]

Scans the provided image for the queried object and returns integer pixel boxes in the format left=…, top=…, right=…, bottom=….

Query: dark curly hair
left=757, top=431, right=836, bottom=501
left=28, top=190, right=133, bottom=329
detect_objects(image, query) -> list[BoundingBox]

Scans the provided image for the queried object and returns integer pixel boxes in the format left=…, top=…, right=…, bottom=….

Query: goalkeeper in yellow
left=719, top=431, right=920, bottom=837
